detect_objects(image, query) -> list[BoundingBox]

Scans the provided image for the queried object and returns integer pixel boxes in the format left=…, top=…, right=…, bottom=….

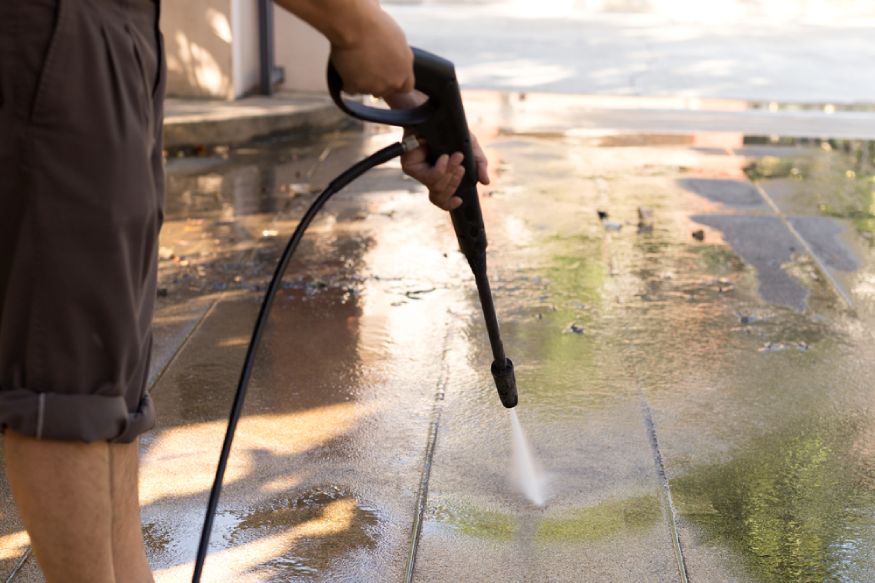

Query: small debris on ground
left=597, top=209, right=622, bottom=231
left=758, top=341, right=809, bottom=353
left=564, top=323, right=585, bottom=335
left=738, top=313, right=757, bottom=325
left=158, top=247, right=175, bottom=261
left=157, top=288, right=169, bottom=298
left=637, top=207, right=654, bottom=233
left=716, top=278, right=734, bottom=293
left=692, top=229, right=705, bottom=241
left=261, top=229, right=279, bottom=238
left=405, top=288, right=436, bottom=299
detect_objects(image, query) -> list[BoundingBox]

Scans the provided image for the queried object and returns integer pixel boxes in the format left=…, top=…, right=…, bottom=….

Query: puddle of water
left=229, top=486, right=380, bottom=579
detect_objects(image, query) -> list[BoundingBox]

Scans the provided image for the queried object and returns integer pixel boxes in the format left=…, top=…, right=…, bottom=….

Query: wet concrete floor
left=4, top=93, right=875, bottom=581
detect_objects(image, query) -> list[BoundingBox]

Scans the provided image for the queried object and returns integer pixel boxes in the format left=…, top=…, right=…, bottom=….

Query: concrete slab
left=386, top=0, right=875, bottom=104
left=7, top=92, right=875, bottom=582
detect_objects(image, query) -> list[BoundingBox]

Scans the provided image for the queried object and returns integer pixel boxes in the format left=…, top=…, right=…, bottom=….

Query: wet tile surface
left=5, top=94, right=875, bottom=582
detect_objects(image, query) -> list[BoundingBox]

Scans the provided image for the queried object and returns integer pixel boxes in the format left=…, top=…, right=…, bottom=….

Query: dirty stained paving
left=3, top=93, right=875, bottom=582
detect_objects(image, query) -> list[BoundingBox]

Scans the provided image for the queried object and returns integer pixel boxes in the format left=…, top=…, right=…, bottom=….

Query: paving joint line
left=638, top=389, right=691, bottom=583
left=5, top=547, right=31, bottom=583
left=403, top=326, right=452, bottom=583
left=148, top=295, right=221, bottom=393
left=603, top=203, right=689, bottom=582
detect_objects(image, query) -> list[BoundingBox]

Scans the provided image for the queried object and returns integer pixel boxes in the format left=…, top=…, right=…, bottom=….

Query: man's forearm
left=273, top=0, right=378, bottom=48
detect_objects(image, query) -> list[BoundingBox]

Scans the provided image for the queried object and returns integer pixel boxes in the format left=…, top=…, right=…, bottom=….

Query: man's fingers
left=477, top=158, right=490, bottom=185
left=429, top=165, right=465, bottom=210
left=400, top=143, right=479, bottom=212
left=428, top=169, right=458, bottom=207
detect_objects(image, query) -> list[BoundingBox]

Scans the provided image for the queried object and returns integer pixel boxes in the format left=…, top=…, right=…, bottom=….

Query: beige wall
left=162, top=0, right=330, bottom=99
left=162, top=0, right=234, bottom=98
left=274, top=9, right=331, bottom=94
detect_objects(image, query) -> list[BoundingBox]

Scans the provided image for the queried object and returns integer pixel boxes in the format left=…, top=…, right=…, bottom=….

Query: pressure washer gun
left=328, top=47, right=518, bottom=408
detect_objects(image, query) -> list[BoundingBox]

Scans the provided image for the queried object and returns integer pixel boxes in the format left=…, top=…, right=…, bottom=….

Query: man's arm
left=273, top=0, right=413, bottom=96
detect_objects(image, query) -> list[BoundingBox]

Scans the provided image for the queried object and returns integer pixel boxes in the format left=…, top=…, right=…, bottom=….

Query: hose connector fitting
left=491, top=358, right=518, bottom=408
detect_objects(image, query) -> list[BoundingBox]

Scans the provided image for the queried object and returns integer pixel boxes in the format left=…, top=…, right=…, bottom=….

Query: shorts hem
left=0, top=388, right=154, bottom=443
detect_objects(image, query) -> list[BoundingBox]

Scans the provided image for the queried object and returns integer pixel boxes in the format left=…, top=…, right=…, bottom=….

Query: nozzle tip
left=491, top=358, right=518, bottom=408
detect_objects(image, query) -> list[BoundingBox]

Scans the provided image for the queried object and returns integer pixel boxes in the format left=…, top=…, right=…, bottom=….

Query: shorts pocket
left=27, top=0, right=69, bottom=123
left=154, top=30, right=166, bottom=102
left=126, top=24, right=153, bottom=126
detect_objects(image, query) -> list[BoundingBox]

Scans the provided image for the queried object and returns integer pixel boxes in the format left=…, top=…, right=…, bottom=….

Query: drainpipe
left=258, top=0, right=285, bottom=95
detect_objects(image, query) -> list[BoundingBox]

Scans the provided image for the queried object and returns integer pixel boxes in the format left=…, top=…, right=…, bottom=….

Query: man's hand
left=329, top=7, right=414, bottom=97
left=386, top=92, right=491, bottom=212
left=401, top=135, right=490, bottom=211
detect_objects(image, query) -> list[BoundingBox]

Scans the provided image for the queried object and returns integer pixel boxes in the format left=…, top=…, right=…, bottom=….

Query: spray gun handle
left=327, top=47, right=487, bottom=261
left=327, top=48, right=454, bottom=129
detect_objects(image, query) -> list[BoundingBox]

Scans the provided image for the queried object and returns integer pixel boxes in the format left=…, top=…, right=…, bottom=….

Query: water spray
left=192, top=48, right=518, bottom=581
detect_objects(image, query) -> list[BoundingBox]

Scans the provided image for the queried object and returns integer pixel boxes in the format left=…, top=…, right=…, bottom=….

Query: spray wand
left=192, top=47, right=516, bottom=582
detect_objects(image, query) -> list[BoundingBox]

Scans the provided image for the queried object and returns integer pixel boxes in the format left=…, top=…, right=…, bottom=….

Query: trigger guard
left=327, top=63, right=434, bottom=128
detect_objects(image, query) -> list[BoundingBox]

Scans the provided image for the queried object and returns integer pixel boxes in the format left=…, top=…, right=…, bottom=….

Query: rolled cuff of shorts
left=0, top=389, right=154, bottom=443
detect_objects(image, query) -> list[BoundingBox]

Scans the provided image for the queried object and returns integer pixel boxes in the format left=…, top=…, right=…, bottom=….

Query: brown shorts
left=0, top=0, right=165, bottom=442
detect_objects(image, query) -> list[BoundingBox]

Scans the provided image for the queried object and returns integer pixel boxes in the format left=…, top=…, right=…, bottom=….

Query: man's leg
left=4, top=430, right=153, bottom=583
left=108, top=436, right=154, bottom=583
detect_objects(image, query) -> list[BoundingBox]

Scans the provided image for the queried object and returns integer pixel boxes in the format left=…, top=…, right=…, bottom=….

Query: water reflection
left=673, top=415, right=875, bottom=582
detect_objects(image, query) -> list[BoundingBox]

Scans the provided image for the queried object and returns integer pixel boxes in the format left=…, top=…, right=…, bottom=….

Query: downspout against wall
left=259, top=0, right=285, bottom=95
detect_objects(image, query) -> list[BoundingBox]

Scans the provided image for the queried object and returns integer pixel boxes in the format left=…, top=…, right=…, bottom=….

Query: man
left=0, top=0, right=488, bottom=581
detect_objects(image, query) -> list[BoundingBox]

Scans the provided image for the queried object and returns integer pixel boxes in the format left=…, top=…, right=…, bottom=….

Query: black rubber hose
left=192, top=141, right=406, bottom=583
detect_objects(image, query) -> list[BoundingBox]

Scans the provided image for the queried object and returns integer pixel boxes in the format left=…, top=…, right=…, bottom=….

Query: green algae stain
left=431, top=504, right=517, bottom=541
left=430, top=493, right=661, bottom=544
left=744, top=156, right=801, bottom=181
left=537, top=493, right=661, bottom=543
left=744, top=138, right=875, bottom=243
left=673, top=417, right=875, bottom=583
left=547, top=253, right=607, bottom=310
